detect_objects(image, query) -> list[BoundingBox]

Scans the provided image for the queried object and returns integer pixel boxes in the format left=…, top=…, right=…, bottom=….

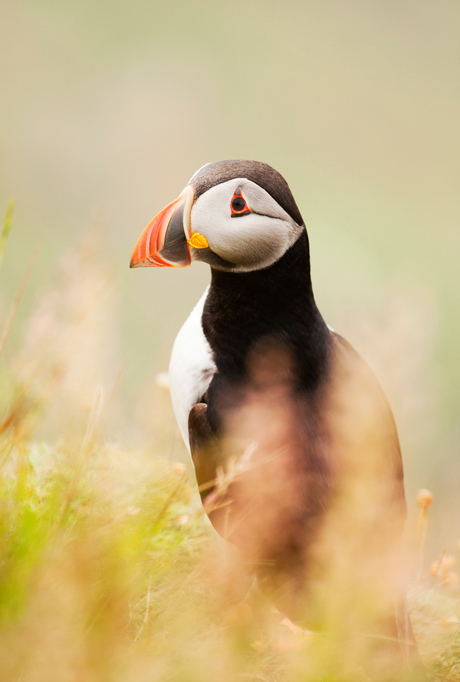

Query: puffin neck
left=202, top=231, right=330, bottom=385
left=209, top=230, right=314, bottom=302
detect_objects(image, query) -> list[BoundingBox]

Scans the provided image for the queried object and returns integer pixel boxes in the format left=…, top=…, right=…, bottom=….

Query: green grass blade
left=0, top=199, right=14, bottom=275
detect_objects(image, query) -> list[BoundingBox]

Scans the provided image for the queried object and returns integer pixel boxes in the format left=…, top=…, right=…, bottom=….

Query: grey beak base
left=159, top=196, right=190, bottom=267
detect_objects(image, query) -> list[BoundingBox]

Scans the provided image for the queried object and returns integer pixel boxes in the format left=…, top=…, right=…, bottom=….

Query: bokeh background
left=1, top=0, right=459, bottom=555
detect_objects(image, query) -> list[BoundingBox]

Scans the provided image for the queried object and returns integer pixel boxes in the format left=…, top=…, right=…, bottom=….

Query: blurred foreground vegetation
left=1, top=209, right=460, bottom=682
left=2, top=426, right=460, bottom=681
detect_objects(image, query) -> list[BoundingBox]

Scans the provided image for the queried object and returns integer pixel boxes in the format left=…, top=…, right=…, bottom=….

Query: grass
left=0, top=439, right=459, bottom=682
left=1, top=206, right=460, bottom=681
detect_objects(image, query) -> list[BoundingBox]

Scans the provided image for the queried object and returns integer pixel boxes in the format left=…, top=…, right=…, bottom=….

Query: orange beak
left=130, top=186, right=194, bottom=268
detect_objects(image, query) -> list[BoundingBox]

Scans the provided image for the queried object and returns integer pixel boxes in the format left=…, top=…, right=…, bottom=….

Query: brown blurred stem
left=416, top=508, right=429, bottom=582
left=415, top=489, right=433, bottom=582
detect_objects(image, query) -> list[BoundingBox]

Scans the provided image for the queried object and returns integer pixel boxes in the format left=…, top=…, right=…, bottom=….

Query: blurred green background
left=0, top=0, right=459, bottom=552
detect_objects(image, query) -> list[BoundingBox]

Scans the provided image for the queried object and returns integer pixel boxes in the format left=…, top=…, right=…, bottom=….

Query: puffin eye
left=230, top=190, right=251, bottom=217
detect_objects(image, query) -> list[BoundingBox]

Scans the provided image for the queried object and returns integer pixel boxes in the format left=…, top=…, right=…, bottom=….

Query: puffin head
left=130, top=160, right=305, bottom=273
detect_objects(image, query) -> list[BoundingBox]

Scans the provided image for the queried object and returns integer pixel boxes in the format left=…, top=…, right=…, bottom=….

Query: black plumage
left=189, top=227, right=406, bottom=600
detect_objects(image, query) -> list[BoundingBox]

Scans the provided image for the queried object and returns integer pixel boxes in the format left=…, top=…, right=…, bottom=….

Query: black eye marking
left=230, top=189, right=251, bottom=217
left=231, top=196, right=246, bottom=211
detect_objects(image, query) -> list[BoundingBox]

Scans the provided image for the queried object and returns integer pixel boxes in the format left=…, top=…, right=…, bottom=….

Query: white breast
left=168, top=287, right=216, bottom=452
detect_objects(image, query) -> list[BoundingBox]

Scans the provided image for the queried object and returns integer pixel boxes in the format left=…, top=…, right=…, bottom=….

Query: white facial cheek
left=213, top=217, right=290, bottom=267
left=190, top=192, right=227, bottom=242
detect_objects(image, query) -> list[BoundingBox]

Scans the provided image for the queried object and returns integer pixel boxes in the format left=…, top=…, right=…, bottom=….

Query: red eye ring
left=230, top=190, right=251, bottom=217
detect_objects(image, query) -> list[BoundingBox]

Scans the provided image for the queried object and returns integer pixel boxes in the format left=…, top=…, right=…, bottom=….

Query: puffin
left=130, top=160, right=423, bottom=676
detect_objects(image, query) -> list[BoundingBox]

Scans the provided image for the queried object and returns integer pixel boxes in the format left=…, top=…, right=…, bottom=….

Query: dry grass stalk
left=0, top=239, right=42, bottom=358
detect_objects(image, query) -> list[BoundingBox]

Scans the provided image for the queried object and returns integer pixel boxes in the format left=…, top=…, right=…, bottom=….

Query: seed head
left=417, top=488, right=433, bottom=511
